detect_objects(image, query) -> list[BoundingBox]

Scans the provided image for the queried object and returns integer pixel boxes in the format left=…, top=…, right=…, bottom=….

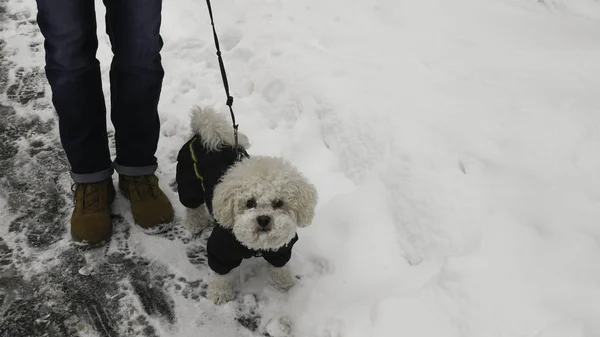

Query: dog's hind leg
left=185, top=204, right=213, bottom=234
left=176, top=148, right=212, bottom=235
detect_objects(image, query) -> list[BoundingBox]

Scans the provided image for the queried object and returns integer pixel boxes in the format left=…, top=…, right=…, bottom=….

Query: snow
left=2, top=0, right=600, bottom=335
left=153, top=0, right=600, bottom=335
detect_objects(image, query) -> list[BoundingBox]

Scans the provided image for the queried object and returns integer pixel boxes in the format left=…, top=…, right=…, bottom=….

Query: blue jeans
left=35, top=0, right=164, bottom=183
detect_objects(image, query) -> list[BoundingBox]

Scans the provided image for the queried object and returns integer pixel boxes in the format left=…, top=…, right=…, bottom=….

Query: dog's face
left=230, top=190, right=299, bottom=251
left=212, top=156, right=318, bottom=251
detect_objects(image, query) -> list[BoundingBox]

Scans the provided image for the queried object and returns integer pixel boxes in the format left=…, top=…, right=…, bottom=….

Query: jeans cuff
left=70, top=168, right=114, bottom=184
left=113, top=163, right=157, bottom=176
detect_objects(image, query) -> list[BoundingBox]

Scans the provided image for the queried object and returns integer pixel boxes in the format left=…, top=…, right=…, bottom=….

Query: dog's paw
left=207, top=273, right=235, bottom=305
left=208, top=287, right=234, bottom=305
left=268, top=265, right=296, bottom=291
left=185, top=205, right=213, bottom=234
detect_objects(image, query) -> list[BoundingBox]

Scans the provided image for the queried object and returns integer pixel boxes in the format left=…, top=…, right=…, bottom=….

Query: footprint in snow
left=262, top=79, right=286, bottom=104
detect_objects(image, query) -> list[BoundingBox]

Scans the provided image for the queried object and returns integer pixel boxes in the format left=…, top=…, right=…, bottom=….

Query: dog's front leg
left=268, top=265, right=296, bottom=291
left=207, top=272, right=235, bottom=304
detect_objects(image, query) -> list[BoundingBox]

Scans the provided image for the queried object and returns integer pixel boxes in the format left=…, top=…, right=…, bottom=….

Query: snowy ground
left=1, top=0, right=600, bottom=336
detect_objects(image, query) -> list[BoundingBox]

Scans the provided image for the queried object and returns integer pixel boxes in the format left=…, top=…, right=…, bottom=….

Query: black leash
left=205, top=0, right=249, bottom=160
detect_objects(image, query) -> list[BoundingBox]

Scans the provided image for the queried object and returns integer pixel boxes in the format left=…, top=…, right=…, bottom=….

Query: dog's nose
left=256, top=215, right=272, bottom=229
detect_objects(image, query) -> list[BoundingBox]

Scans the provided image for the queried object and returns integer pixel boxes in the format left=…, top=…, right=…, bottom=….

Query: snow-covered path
left=1, top=0, right=600, bottom=336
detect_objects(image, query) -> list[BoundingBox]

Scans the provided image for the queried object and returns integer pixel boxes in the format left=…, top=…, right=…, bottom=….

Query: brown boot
left=119, top=174, right=174, bottom=233
left=71, top=179, right=115, bottom=246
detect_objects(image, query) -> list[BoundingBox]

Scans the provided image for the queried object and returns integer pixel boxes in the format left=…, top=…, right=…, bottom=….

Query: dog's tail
left=190, top=106, right=251, bottom=151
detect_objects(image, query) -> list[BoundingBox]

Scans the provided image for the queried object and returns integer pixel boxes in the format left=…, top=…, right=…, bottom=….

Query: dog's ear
left=212, top=178, right=238, bottom=229
left=289, top=177, right=318, bottom=228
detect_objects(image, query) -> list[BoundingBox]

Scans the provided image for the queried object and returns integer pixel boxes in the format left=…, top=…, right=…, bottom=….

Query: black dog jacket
left=207, top=226, right=298, bottom=275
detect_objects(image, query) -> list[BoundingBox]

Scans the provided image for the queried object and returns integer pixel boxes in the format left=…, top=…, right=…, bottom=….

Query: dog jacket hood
left=176, top=134, right=299, bottom=275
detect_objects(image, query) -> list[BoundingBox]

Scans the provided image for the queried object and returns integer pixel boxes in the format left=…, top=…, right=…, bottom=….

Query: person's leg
left=36, top=0, right=112, bottom=183
left=103, top=0, right=173, bottom=232
left=103, top=0, right=164, bottom=175
left=35, top=0, right=114, bottom=246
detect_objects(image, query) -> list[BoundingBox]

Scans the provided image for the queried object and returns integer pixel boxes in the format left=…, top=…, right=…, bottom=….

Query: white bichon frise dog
left=175, top=107, right=318, bottom=304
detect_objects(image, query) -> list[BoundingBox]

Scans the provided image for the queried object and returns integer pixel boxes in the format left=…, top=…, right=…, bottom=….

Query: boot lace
left=127, top=176, right=159, bottom=202
left=72, top=183, right=105, bottom=212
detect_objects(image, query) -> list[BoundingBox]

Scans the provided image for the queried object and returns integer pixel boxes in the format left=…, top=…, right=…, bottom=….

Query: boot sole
left=137, top=222, right=173, bottom=235
left=72, top=239, right=110, bottom=248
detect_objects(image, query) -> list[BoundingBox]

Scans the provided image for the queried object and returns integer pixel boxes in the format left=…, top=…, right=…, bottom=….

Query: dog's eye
left=272, top=199, right=284, bottom=209
left=246, top=198, right=257, bottom=209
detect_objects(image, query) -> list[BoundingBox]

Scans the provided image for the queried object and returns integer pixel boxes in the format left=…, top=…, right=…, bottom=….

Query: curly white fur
left=231, top=207, right=297, bottom=251
left=184, top=204, right=213, bottom=234
left=212, top=156, right=318, bottom=250
left=207, top=266, right=295, bottom=304
left=268, top=265, right=296, bottom=291
left=207, top=272, right=234, bottom=305
left=190, top=106, right=250, bottom=151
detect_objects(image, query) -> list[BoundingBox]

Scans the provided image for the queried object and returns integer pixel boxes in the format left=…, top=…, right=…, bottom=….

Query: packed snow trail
left=1, top=0, right=600, bottom=336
